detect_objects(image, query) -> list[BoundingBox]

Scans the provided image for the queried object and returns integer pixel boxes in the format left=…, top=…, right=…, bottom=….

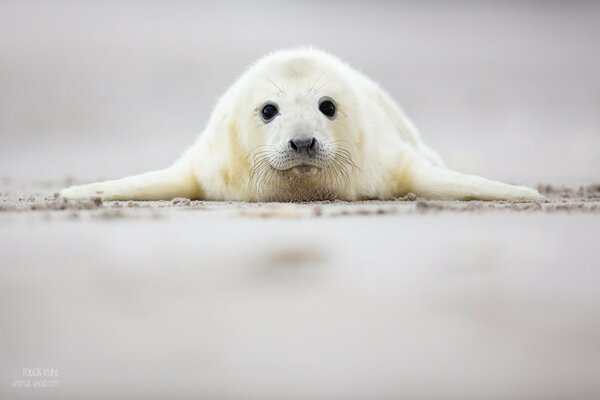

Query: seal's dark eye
left=319, top=98, right=336, bottom=118
left=261, top=103, right=278, bottom=122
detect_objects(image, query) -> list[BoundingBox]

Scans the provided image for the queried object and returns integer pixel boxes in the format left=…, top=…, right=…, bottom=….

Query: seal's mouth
left=283, top=164, right=320, bottom=176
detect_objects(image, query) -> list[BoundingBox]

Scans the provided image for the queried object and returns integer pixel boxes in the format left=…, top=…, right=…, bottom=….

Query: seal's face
left=239, top=58, right=358, bottom=200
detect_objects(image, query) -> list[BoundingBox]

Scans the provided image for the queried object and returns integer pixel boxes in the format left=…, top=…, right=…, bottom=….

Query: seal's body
left=62, top=48, right=541, bottom=202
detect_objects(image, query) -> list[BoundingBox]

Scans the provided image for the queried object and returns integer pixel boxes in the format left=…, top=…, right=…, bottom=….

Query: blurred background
left=1, top=0, right=599, bottom=186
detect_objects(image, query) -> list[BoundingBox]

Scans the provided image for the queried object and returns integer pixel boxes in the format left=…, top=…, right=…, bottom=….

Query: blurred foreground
left=1, top=183, right=600, bottom=399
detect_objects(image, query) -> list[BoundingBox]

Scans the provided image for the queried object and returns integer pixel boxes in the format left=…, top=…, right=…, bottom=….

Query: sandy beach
left=1, top=182, right=600, bottom=399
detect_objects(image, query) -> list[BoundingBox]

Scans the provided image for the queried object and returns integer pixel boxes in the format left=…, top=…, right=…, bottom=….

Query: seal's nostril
left=289, top=137, right=317, bottom=153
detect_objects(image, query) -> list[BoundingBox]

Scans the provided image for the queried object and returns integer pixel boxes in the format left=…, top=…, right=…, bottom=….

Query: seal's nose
left=289, top=137, right=318, bottom=155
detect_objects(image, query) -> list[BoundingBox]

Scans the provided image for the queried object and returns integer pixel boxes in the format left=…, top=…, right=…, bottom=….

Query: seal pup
left=62, top=48, right=542, bottom=202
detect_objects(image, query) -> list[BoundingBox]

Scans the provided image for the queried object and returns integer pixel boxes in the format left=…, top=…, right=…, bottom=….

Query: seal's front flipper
left=410, top=165, right=543, bottom=201
left=61, top=155, right=202, bottom=201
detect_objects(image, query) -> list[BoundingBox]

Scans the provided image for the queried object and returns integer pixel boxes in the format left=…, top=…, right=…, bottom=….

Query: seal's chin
left=286, top=164, right=320, bottom=177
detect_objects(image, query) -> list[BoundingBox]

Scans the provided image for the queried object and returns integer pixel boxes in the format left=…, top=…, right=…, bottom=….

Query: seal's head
left=230, top=49, right=361, bottom=201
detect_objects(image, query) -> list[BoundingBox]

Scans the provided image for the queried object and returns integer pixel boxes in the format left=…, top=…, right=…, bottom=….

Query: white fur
left=62, top=48, right=542, bottom=202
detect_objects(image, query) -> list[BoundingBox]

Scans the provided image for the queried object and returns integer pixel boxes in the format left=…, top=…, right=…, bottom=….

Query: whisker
left=249, top=141, right=359, bottom=200
left=314, top=81, right=330, bottom=94
left=250, top=162, right=269, bottom=183
left=266, top=79, right=285, bottom=96
left=261, top=88, right=283, bottom=98
left=309, top=73, right=325, bottom=94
